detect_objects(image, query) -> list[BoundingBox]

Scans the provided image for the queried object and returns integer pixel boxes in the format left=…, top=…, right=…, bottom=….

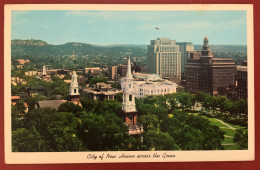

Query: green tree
left=78, top=112, right=131, bottom=151
left=89, top=77, right=107, bottom=86
left=139, top=114, right=159, bottom=132
left=234, top=129, right=248, bottom=149
left=16, top=100, right=26, bottom=115
left=175, top=92, right=194, bottom=110
left=142, top=130, right=179, bottom=150
left=58, top=102, right=83, bottom=116
left=12, top=128, right=44, bottom=152
left=52, top=80, right=69, bottom=97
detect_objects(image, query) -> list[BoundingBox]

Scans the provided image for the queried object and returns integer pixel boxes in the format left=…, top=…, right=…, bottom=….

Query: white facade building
left=121, top=72, right=178, bottom=98
left=147, top=38, right=181, bottom=79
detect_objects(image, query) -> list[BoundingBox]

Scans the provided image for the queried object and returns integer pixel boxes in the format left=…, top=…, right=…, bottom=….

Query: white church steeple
left=122, top=56, right=136, bottom=113
left=69, top=71, right=79, bottom=96
left=42, top=65, right=46, bottom=76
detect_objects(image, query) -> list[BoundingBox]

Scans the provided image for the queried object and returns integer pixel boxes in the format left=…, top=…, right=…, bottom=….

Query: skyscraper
left=147, top=38, right=181, bottom=79
left=176, top=42, right=194, bottom=73
left=185, top=36, right=236, bottom=95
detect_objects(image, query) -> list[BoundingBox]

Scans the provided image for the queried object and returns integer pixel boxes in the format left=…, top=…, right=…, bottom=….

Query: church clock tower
left=69, top=71, right=80, bottom=103
left=122, top=56, right=137, bottom=125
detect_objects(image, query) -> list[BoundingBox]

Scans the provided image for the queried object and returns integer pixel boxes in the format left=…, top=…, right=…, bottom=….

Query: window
left=129, top=95, right=132, bottom=101
left=129, top=84, right=131, bottom=88
left=74, top=89, right=76, bottom=93
left=129, top=115, right=133, bottom=121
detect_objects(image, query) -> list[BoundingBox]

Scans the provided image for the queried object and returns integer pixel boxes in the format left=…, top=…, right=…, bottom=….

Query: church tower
left=69, top=71, right=80, bottom=103
left=42, top=65, right=47, bottom=77
left=122, top=56, right=137, bottom=125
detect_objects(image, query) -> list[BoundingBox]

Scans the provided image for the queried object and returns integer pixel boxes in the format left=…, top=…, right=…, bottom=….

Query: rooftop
left=38, top=100, right=67, bottom=110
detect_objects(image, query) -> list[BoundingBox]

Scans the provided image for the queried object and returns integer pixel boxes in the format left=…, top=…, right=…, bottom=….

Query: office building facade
left=185, top=36, right=236, bottom=95
left=147, top=38, right=181, bottom=79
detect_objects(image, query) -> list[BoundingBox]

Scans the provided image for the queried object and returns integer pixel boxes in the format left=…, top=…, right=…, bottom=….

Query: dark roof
left=38, top=100, right=67, bottom=109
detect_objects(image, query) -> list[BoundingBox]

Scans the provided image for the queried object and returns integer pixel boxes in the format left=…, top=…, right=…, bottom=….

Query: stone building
left=121, top=72, right=177, bottom=98
left=147, top=38, right=181, bottom=79
left=185, top=36, right=236, bottom=95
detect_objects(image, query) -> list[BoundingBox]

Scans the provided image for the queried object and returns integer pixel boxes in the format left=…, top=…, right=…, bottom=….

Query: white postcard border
left=4, top=4, right=255, bottom=164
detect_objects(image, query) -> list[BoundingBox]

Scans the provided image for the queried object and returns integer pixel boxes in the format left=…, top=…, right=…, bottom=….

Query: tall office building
left=236, top=61, right=247, bottom=99
left=176, top=42, right=194, bottom=73
left=185, top=36, right=236, bottom=95
left=147, top=38, right=181, bottom=79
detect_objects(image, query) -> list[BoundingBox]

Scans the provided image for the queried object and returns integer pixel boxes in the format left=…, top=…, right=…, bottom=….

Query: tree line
left=12, top=90, right=248, bottom=152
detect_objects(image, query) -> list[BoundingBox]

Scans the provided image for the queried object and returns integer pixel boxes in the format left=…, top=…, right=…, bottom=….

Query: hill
left=11, top=39, right=147, bottom=69
left=11, top=39, right=247, bottom=70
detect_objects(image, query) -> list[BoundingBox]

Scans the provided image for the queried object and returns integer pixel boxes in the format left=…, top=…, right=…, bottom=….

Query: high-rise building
left=109, top=66, right=118, bottom=80
left=176, top=42, right=194, bottom=73
left=147, top=38, right=181, bottom=79
left=236, top=62, right=247, bottom=99
left=185, top=36, right=236, bottom=95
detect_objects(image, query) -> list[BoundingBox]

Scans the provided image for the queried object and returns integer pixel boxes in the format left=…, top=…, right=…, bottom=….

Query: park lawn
left=221, top=128, right=236, bottom=136
left=223, top=144, right=238, bottom=150
left=222, top=121, right=245, bottom=129
left=222, top=136, right=234, bottom=144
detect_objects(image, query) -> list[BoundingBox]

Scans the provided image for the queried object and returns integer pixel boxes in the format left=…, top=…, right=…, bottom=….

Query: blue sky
left=11, top=10, right=247, bottom=45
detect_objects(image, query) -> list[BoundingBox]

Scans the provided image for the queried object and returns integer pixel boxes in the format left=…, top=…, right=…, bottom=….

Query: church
left=121, top=56, right=143, bottom=136
left=37, top=70, right=82, bottom=109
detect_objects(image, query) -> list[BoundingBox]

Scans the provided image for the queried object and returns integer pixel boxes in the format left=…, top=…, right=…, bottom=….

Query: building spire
left=42, top=65, right=46, bottom=76
left=126, top=53, right=133, bottom=79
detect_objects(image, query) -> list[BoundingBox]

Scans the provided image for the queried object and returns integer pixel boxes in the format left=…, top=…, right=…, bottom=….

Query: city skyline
left=12, top=10, right=247, bottom=45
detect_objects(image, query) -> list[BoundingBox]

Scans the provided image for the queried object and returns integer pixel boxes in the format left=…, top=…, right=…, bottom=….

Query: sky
left=11, top=10, right=247, bottom=45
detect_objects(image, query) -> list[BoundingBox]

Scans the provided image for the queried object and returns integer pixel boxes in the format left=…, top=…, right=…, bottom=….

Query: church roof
left=38, top=100, right=67, bottom=109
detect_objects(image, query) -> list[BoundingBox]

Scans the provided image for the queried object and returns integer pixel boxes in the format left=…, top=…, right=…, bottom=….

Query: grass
left=221, top=128, right=236, bottom=136
left=187, top=110, right=246, bottom=150
left=222, top=136, right=234, bottom=144
left=223, top=144, right=238, bottom=150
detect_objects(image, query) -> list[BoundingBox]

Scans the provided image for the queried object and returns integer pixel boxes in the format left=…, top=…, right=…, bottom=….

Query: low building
left=84, top=67, right=102, bottom=75
left=82, top=83, right=122, bottom=100
left=37, top=100, right=67, bottom=110
left=11, top=77, right=26, bottom=86
left=121, top=72, right=177, bottom=98
left=11, top=96, right=29, bottom=113
left=11, top=96, right=21, bottom=105
left=16, top=59, right=30, bottom=65
left=25, top=71, right=38, bottom=76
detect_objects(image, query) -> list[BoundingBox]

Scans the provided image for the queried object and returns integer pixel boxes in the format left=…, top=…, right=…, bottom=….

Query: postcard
left=4, top=4, right=254, bottom=163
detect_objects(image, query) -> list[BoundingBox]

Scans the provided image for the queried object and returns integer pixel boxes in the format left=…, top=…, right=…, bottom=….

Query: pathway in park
left=216, top=119, right=236, bottom=130
left=194, top=105, right=237, bottom=146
